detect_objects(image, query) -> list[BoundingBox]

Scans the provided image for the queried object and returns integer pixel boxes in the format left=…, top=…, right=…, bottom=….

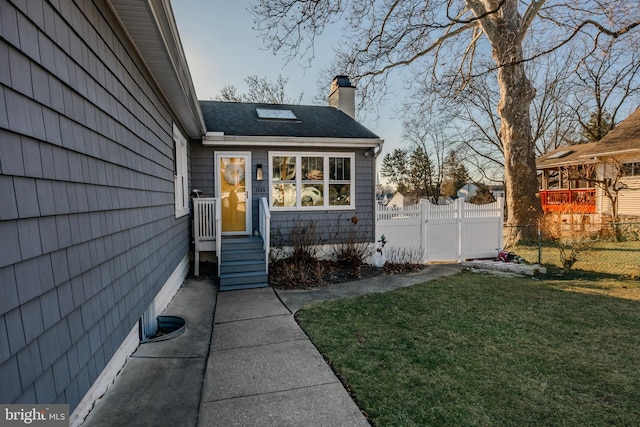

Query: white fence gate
left=376, top=198, right=504, bottom=263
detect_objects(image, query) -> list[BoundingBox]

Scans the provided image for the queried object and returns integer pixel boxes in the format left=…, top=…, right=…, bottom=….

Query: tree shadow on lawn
left=542, top=266, right=640, bottom=300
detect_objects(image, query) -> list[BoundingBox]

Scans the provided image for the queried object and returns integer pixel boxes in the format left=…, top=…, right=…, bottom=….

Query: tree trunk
left=489, top=8, right=543, bottom=244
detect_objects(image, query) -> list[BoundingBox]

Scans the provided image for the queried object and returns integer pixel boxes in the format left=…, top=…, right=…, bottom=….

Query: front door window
left=217, top=154, right=251, bottom=234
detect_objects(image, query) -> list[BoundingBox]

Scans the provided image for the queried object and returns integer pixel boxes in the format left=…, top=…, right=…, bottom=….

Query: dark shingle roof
left=199, top=101, right=379, bottom=139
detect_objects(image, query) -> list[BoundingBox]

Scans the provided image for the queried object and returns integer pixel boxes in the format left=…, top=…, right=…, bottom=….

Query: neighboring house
left=487, top=185, right=505, bottom=200
left=1, top=0, right=204, bottom=423
left=384, top=192, right=417, bottom=208
left=457, top=183, right=504, bottom=203
left=192, top=76, right=383, bottom=278
left=537, top=108, right=640, bottom=217
left=457, top=183, right=478, bottom=200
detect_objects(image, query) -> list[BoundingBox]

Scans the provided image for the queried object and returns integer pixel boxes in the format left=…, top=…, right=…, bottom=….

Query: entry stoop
left=219, top=237, right=269, bottom=291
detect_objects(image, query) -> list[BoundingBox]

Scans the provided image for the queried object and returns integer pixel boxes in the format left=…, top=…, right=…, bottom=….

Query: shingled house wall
left=0, top=0, right=191, bottom=412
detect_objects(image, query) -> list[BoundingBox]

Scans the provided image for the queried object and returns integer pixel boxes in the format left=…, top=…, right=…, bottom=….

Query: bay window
left=270, top=152, right=355, bottom=210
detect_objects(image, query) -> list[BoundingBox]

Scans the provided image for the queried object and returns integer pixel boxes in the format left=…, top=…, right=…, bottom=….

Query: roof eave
left=536, top=157, right=598, bottom=169
left=203, top=133, right=384, bottom=149
left=590, top=148, right=640, bottom=158
left=107, top=0, right=206, bottom=139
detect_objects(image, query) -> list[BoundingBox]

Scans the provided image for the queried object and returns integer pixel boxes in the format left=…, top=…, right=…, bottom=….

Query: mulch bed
left=269, top=258, right=426, bottom=289
left=190, top=258, right=426, bottom=290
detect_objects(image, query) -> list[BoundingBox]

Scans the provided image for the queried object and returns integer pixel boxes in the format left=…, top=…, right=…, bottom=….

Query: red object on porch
left=539, top=189, right=596, bottom=213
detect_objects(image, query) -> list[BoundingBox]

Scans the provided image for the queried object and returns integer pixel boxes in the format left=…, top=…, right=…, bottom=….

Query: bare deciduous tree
left=569, top=39, right=640, bottom=143
left=253, top=0, right=640, bottom=241
left=566, top=159, right=628, bottom=222
left=402, top=109, right=449, bottom=202
left=216, top=74, right=303, bottom=104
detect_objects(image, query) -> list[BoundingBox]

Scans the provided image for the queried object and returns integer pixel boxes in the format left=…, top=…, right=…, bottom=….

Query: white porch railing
left=193, top=198, right=221, bottom=276
left=258, top=197, right=271, bottom=274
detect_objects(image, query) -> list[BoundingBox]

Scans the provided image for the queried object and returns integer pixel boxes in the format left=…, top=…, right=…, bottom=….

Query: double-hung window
left=270, top=152, right=355, bottom=210
left=173, top=124, right=189, bottom=218
left=622, top=162, right=640, bottom=177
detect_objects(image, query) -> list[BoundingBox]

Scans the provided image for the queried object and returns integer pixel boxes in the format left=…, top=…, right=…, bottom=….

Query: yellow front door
left=216, top=153, right=251, bottom=235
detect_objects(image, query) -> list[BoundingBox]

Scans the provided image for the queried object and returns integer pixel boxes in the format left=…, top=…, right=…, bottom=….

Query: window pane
left=302, top=157, right=324, bottom=180
left=301, top=184, right=323, bottom=206
left=560, top=169, right=569, bottom=189
left=272, top=184, right=296, bottom=207
left=329, top=157, right=350, bottom=180
left=547, top=170, right=559, bottom=189
left=622, top=162, right=640, bottom=176
left=272, top=156, right=296, bottom=181
left=329, top=184, right=351, bottom=206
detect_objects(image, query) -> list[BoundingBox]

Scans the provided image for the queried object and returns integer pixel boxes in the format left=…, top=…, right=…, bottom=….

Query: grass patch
left=513, top=240, right=640, bottom=278
left=296, top=271, right=640, bottom=426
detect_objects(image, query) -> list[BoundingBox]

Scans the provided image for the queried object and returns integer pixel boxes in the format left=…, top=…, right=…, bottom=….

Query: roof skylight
left=547, top=149, right=574, bottom=159
left=256, top=108, right=297, bottom=120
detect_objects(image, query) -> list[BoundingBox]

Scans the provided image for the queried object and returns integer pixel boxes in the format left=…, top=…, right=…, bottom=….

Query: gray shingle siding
left=191, top=145, right=376, bottom=244
left=1, top=0, right=191, bottom=411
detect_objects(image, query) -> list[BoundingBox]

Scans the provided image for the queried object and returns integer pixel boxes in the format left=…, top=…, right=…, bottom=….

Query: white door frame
left=215, top=152, right=252, bottom=236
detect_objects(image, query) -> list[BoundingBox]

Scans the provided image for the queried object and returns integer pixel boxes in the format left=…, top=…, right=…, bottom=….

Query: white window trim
left=269, top=151, right=356, bottom=211
left=174, top=124, right=189, bottom=218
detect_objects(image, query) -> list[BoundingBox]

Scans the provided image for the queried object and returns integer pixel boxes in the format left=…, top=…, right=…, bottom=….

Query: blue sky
left=171, top=0, right=404, bottom=160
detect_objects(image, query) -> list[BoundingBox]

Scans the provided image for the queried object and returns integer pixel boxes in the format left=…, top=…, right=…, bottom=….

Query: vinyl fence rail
left=376, top=198, right=504, bottom=263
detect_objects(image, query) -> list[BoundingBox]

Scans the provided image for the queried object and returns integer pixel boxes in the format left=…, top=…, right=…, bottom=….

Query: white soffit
left=203, top=133, right=384, bottom=148
left=107, top=0, right=205, bottom=138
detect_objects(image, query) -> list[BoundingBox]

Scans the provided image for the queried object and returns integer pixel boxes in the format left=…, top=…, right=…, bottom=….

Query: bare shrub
left=289, top=220, right=321, bottom=264
left=331, top=216, right=372, bottom=278
left=269, top=220, right=325, bottom=288
left=269, top=226, right=286, bottom=263
left=541, top=213, right=595, bottom=273
left=385, top=247, right=424, bottom=265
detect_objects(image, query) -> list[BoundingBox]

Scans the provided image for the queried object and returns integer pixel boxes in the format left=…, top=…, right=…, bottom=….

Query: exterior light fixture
left=256, top=164, right=264, bottom=181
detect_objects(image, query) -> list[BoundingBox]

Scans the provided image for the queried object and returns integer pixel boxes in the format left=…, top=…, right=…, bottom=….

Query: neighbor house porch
left=538, top=189, right=597, bottom=213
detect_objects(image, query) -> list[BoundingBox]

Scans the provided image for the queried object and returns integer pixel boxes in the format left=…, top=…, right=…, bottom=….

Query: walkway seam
left=194, top=283, right=218, bottom=427
left=200, top=381, right=341, bottom=404
left=211, top=336, right=310, bottom=353
left=213, top=312, right=291, bottom=325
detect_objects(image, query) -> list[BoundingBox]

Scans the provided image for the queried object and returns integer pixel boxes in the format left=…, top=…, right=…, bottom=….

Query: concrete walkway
left=199, top=287, right=369, bottom=426
left=277, top=263, right=464, bottom=313
left=83, top=279, right=216, bottom=427
left=83, top=264, right=464, bottom=426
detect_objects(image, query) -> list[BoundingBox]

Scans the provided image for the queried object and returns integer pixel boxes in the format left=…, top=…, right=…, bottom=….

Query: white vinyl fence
left=376, top=198, right=504, bottom=263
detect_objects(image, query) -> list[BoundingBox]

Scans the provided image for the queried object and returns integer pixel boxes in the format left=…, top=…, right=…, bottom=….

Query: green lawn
left=513, top=240, right=640, bottom=278
left=296, top=272, right=640, bottom=426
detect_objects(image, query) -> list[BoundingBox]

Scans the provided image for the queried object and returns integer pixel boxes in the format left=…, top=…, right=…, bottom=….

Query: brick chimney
left=328, top=75, right=356, bottom=119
